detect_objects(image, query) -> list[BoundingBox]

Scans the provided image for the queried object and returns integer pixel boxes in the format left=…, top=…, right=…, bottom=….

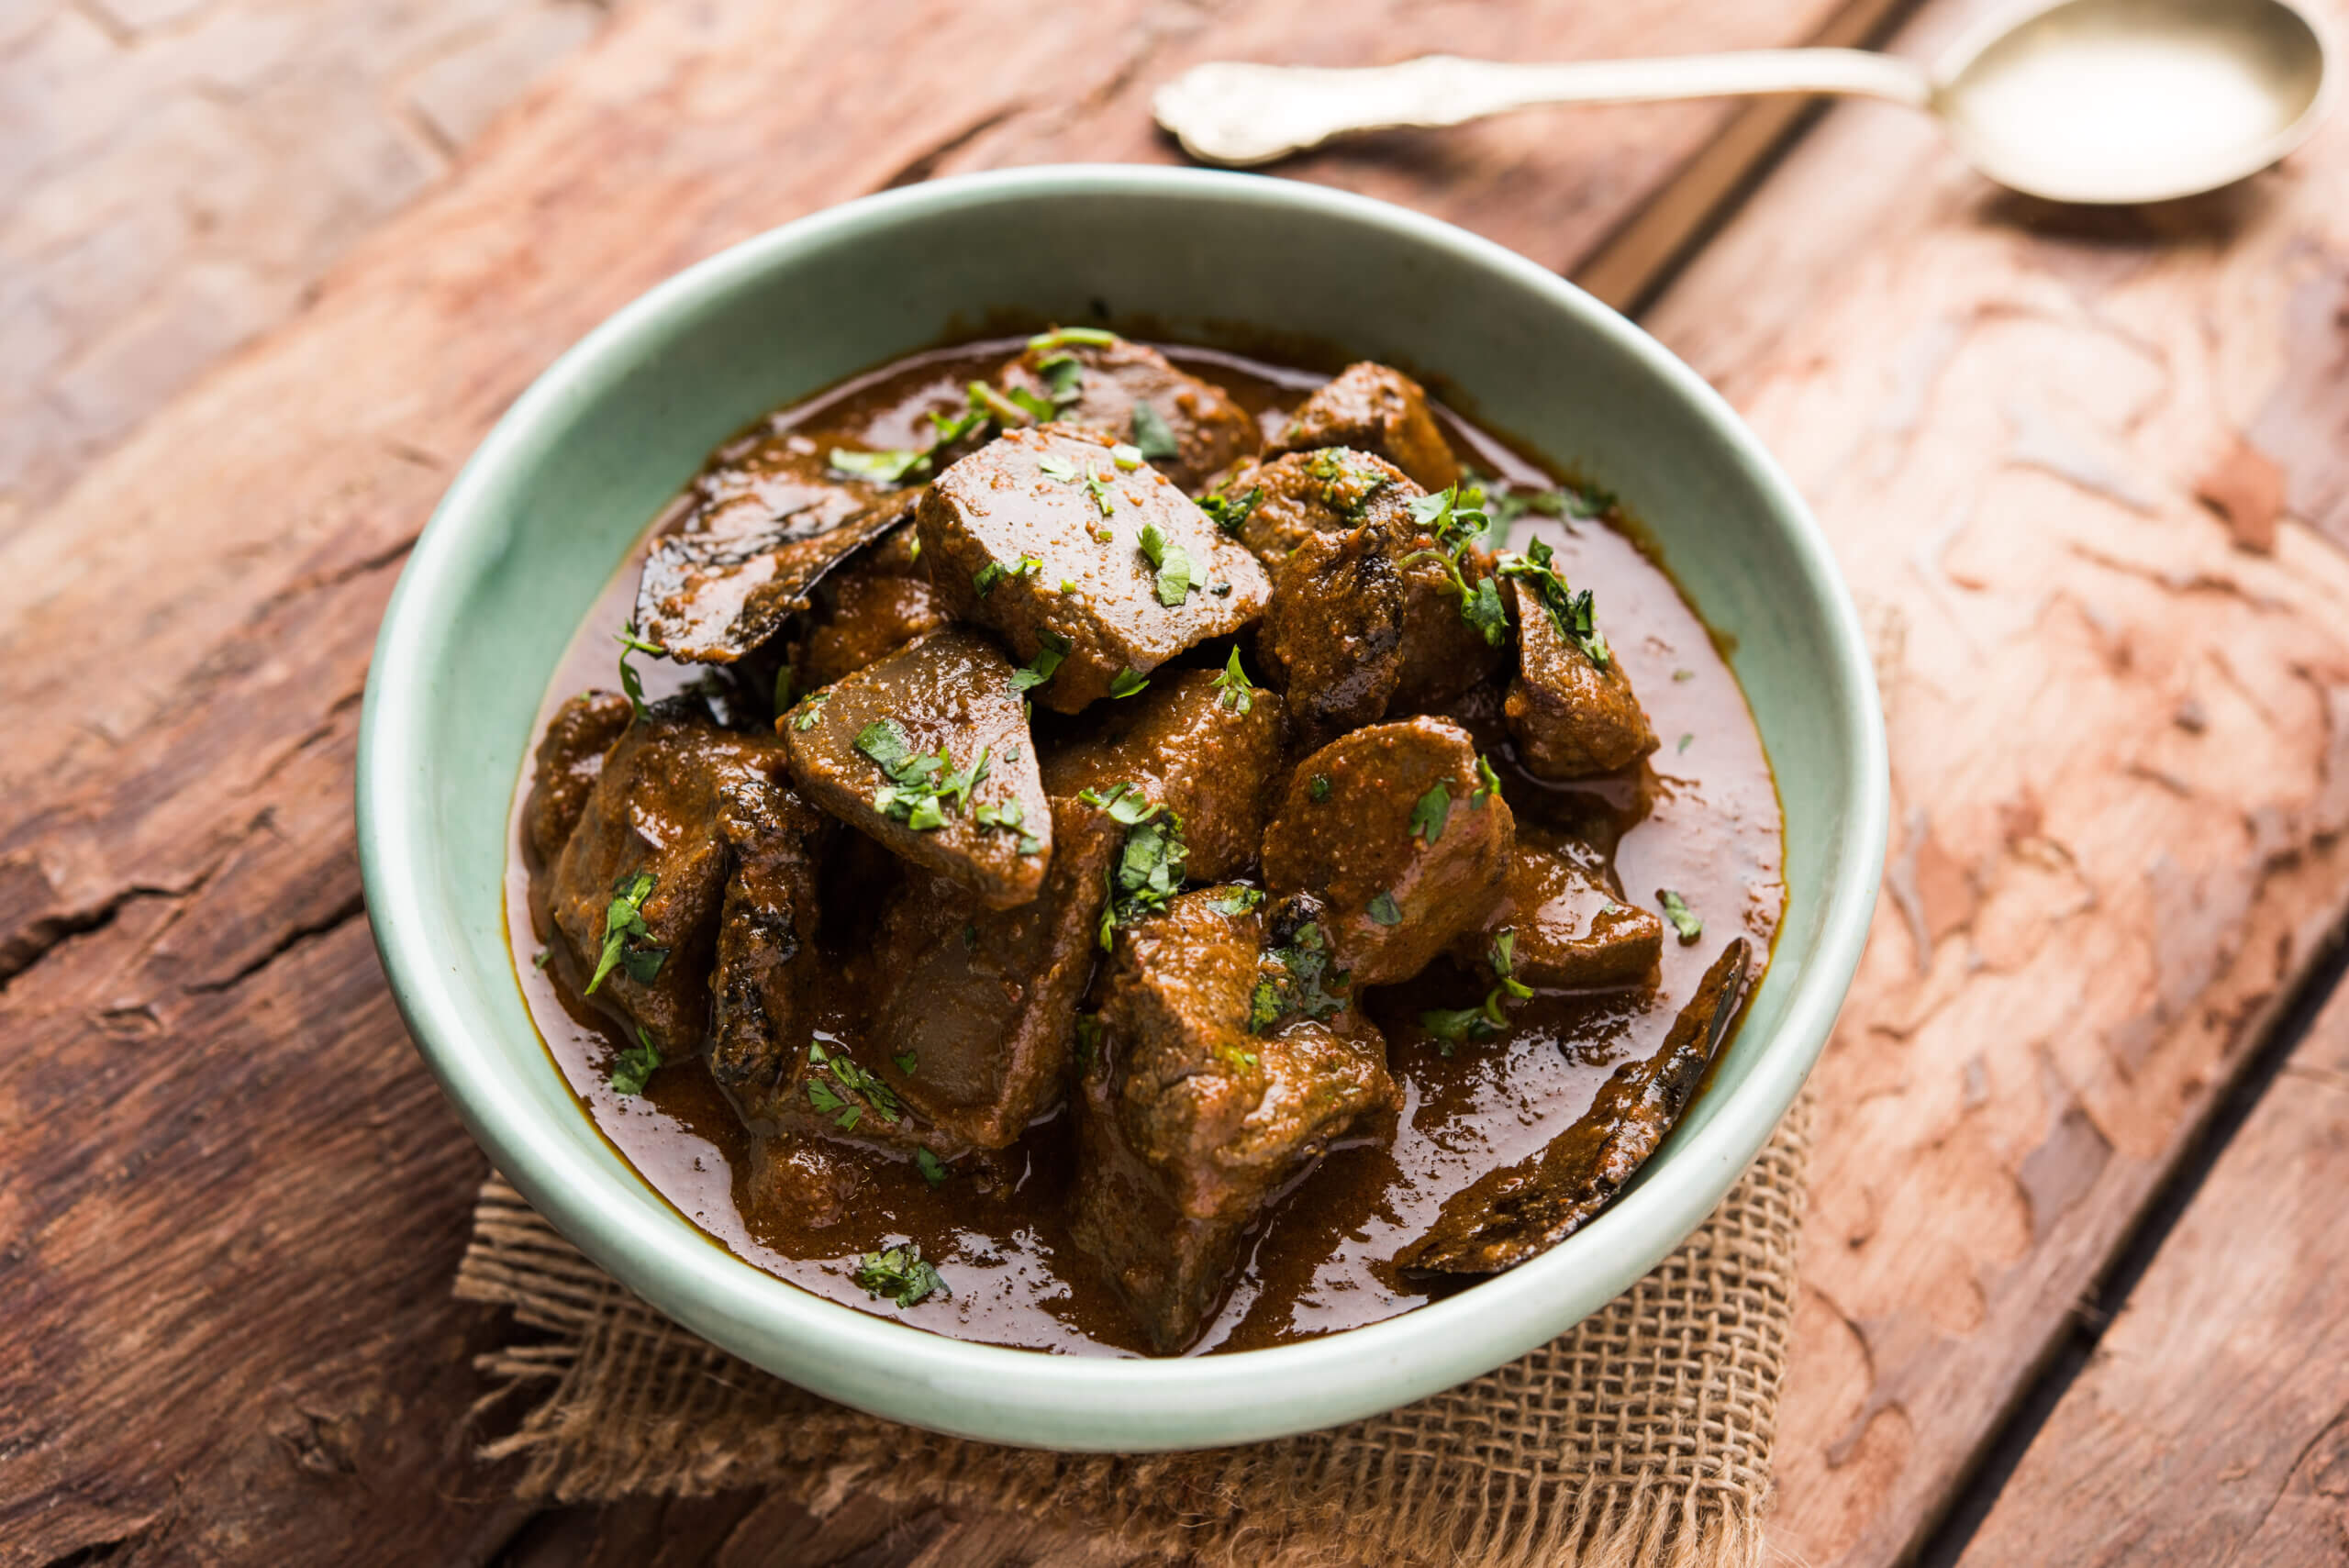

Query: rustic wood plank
left=1637, top=0, right=2349, bottom=1561
left=0, top=2, right=1898, bottom=1563
left=1950, top=974, right=2349, bottom=1565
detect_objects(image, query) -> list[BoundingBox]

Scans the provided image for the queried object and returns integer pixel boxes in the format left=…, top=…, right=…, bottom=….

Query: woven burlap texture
left=455, top=1093, right=1809, bottom=1568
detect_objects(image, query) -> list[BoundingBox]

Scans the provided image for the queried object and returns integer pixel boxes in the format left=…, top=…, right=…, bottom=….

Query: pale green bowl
left=358, top=165, right=1886, bottom=1451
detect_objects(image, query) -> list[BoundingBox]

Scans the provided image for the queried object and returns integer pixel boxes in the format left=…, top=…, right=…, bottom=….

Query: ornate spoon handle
left=1153, top=50, right=1933, bottom=167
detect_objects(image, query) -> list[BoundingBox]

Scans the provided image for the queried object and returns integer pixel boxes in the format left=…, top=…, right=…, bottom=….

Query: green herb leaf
left=1472, top=753, right=1502, bottom=806
left=615, top=620, right=665, bottom=722
left=1082, top=465, right=1115, bottom=517
left=1197, top=482, right=1264, bottom=537
left=1130, top=401, right=1179, bottom=462
left=610, top=1027, right=662, bottom=1095
left=1037, top=351, right=1085, bottom=405
left=586, top=870, right=661, bottom=995
left=1419, top=1006, right=1498, bottom=1054
left=1678, top=732, right=1694, bottom=753
left=1659, top=888, right=1703, bottom=943
left=1009, top=632, right=1068, bottom=693
left=1110, top=442, right=1144, bottom=470
left=1007, top=385, right=1058, bottom=424
left=1137, top=521, right=1196, bottom=607
left=827, top=445, right=930, bottom=484
left=1212, top=647, right=1254, bottom=714
left=1097, top=811, right=1190, bottom=951
left=853, top=1242, right=947, bottom=1307
left=967, top=380, right=1037, bottom=428
left=1409, top=783, right=1451, bottom=845
left=772, top=664, right=796, bottom=715
left=1028, top=326, right=1118, bottom=350
left=1308, top=773, right=1332, bottom=803
left=894, top=1051, right=919, bottom=1076
left=1108, top=667, right=1150, bottom=699
left=791, top=688, right=830, bottom=730
left=1250, top=919, right=1347, bottom=1032
left=1497, top=538, right=1610, bottom=667
left=807, top=1079, right=846, bottom=1115
left=973, top=561, right=1007, bottom=596
left=1488, top=928, right=1534, bottom=1000
left=856, top=718, right=914, bottom=773
left=914, top=1149, right=949, bottom=1187
left=1308, top=450, right=1390, bottom=516
left=1366, top=891, right=1404, bottom=927
left=1078, top=781, right=1162, bottom=826
left=531, top=948, right=552, bottom=972
left=1207, top=886, right=1264, bottom=917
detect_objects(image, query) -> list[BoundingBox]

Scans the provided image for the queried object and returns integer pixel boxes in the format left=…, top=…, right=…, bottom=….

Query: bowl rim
left=358, top=162, right=1887, bottom=1449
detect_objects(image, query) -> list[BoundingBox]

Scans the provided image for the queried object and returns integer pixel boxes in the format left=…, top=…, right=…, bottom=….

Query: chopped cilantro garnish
left=1039, top=454, right=1080, bottom=484
left=772, top=664, right=796, bottom=715
left=531, top=948, right=551, bottom=972
left=914, top=1149, right=949, bottom=1187
left=586, top=870, right=666, bottom=995
left=1419, top=1006, right=1498, bottom=1055
left=1097, top=808, right=1189, bottom=951
left=1197, top=482, right=1264, bottom=537
left=1207, top=886, right=1264, bottom=917
left=790, top=688, right=829, bottom=731
left=1028, top=326, right=1118, bottom=350
left=1673, top=667, right=1696, bottom=683
left=1006, top=385, right=1057, bottom=423
left=1307, top=450, right=1389, bottom=515
left=1078, top=781, right=1163, bottom=825
left=973, top=561, right=1006, bottom=596
left=1679, top=733, right=1694, bottom=753
left=854, top=1242, right=947, bottom=1307
left=1497, top=538, right=1611, bottom=667
left=1308, top=773, right=1332, bottom=803
left=1410, top=783, right=1451, bottom=845
left=966, top=380, right=1038, bottom=428
left=615, top=620, right=665, bottom=722
left=1009, top=630, right=1069, bottom=693
left=1407, top=484, right=1493, bottom=553
left=1111, top=442, right=1144, bottom=470
left=807, top=1040, right=904, bottom=1126
left=1138, top=521, right=1197, bottom=607
left=1108, top=667, right=1150, bottom=699
left=1488, top=927, right=1533, bottom=1000
left=1365, top=891, right=1404, bottom=927
left=1659, top=889, right=1703, bottom=943
left=827, top=445, right=930, bottom=484
left=1212, top=647, right=1254, bottom=713
left=1248, top=918, right=1347, bottom=1032
left=857, top=719, right=987, bottom=833
left=1037, top=351, right=1085, bottom=406
left=1082, top=465, right=1115, bottom=517
left=609, top=1027, right=662, bottom=1095
left=1130, top=400, right=1179, bottom=462
left=1472, top=753, right=1502, bottom=806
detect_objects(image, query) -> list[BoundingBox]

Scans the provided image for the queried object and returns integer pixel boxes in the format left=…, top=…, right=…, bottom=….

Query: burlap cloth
left=453, top=1093, right=1809, bottom=1566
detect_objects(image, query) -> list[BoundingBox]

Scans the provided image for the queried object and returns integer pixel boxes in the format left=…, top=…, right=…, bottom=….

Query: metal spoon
left=1153, top=0, right=2333, bottom=206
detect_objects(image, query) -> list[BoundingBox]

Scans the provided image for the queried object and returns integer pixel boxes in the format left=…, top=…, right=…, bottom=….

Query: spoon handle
left=1153, top=50, right=1934, bottom=167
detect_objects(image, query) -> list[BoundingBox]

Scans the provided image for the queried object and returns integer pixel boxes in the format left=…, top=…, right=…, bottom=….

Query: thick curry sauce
left=507, top=338, right=1783, bottom=1357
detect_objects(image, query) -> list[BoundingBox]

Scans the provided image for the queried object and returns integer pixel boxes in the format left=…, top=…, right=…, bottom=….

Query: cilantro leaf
left=1212, top=647, right=1254, bottom=714
left=609, top=1027, right=662, bottom=1095
left=1497, top=538, right=1611, bottom=667
left=914, top=1149, right=949, bottom=1187
left=1308, top=773, right=1332, bottom=803
left=853, top=1242, right=947, bottom=1307
left=1138, top=521, right=1197, bottom=607
left=827, top=446, right=930, bottom=484
left=1108, top=667, right=1150, bottom=699
left=1249, top=918, right=1347, bottom=1032
left=1197, top=482, right=1264, bottom=536
left=1472, top=753, right=1502, bottom=806
left=1028, top=326, right=1119, bottom=350
left=586, top=870, right=662, bottom=995
left=1410, top=783, right=1450, bottom=845
left=1659, top=889, right=1703, bottom=943
left=1009, top=631, right=1069, bottom=693
left=1097, top=811, right=1189, bottom=951
left=1207, top=886, right=1264, bottom=917
left=614, top=620, right=665, bottom=722
left=1078, top=781, right=1163, bottom=825
left=1366, top=891, right=1404, bottom=927
left=1037, top=351, right=1085, bottom=406
left=1130, top=401, right=1180, bottom=462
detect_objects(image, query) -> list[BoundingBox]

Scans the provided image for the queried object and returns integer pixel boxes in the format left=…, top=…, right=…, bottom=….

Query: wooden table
left=12, top=0, right=2349, bottom=1562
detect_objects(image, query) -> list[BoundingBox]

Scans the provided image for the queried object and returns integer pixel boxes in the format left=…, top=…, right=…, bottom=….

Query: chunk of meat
left=523, top=689, right=633, bottom=865
left=1070, top=887, right=1397, bottom=1351
left=785, top=523, right=948, bottom=689
left=1505, top=575, right=1657, bottom=778
left=998, top=334, right=1258, bottom=493
left=1253, top=518, right=1404, bottom=751
left=1398, top=940, right=1751, bottom=1275
left=683, top=427, right=881, bottom=547
left=547, top=703, right=808, bottom=1057
left=781, top=628, right=1051, bottom=908
left=859, top=795, right=1124, bottom=1149
left=1386, top=516, right=1508, bottom=716
left=707, top=781, right=832, bottom=1095
left=743, top=1034, right=964, bottom=1155
left=636, top=486, right=914, bottom=664
left=1260, top=717, right=1515, bottom=986
left=1450, top=825, right=1664, bottom=990
left=1264, top=362, right=1460, bottom=492
left=1038, top=666, right=1286, bottom=883
left=1226, top=448, right=1416, bottom=563
left=740, top=1130, right=867, bottom=1232
left=918, top=426, right=1270, bottom=712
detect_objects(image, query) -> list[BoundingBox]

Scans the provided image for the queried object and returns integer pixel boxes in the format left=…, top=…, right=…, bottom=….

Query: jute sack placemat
left=454, top=1094, right=1810, bottom=1567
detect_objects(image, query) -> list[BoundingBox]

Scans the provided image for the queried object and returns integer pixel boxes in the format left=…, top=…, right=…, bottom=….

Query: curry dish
left=509, top=330, right=1784, bottom=1356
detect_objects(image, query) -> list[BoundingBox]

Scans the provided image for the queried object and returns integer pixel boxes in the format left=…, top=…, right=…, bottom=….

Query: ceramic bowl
left=358, top=164, right=1886, bottom=1451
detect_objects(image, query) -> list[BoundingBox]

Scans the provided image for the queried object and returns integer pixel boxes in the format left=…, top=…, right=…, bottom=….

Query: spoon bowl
left=1935, top=0, right=2332, bottom=204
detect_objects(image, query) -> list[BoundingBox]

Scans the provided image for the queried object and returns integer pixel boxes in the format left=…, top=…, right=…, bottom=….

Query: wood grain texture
left=0, top=1, right=1887, bottom=1563
left=1640, top=0, right=2349, bottom=1561
left=1954, top=977, right=2349, bottom=1566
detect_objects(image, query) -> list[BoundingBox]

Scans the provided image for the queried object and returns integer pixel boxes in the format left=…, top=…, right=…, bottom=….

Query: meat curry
left=508, top=331, right=1784, bottom=1357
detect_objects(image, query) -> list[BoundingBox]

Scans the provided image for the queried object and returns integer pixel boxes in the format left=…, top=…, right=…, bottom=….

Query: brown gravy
left=506, top=339, right=1784, bottom=1357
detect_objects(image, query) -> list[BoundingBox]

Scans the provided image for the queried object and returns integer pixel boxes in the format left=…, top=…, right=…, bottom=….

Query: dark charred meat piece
left=524, top=689, right=633, bottom=865
left=918, top=426, right=1270, bottom=713
left=1450, top=825, right=1664, bottom=990
left=1505, top=577, right=1657, bottom=778
left=548, top=702, right=805, bottom=1057
left=1400, top=939, right=1751, bottom=1276
left=1260, top=717, right=1514, bottom=986
left=1039, top=666, right=1286, bottom=883
left=1254, top=518, right=1405, bottom=751
left=636, top=494, right=913, bottom=666
left=683, top=428, right=881, bottom=547
left=1264, top=362, right=1461, bottom=493
left=785, top=524, right=948, bottom=690
left=1226, top=447, right=1415, bottom=563
left=707, top=782, right=831, bottom=1095
left=859, top=795, right=1124, bottom=1149
left=780, top=628, right=1051, bottom=909
left=998, top=335, right=1259, bottom=494
left=1070, top=886, right=1397, bottom=1351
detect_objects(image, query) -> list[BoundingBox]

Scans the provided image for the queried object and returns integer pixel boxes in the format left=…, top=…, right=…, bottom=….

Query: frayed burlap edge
left=454, top=1093, right=1810, bottom=1568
